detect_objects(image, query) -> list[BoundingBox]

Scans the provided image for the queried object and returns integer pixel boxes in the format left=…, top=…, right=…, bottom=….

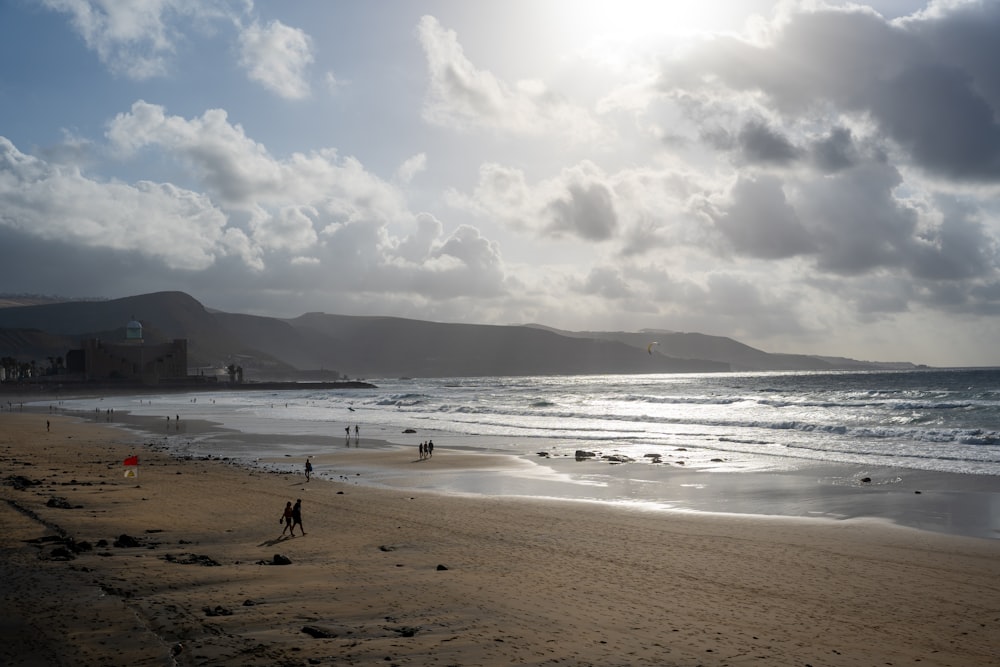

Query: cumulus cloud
left=40, top=0, right=229, bottom=79
left=41, top=2, right=314, bottom=98
left=2, top=93, right=515, bottom=309
left=546, top=181, right=618, bottom=241
left=809, top=126, right=857, bottom=173
left=237, top=19, right=314, bottom=99
left=577, top=267, right=633, bottom=300
left=417, top=15, right=603, bottom=141
left=15, top=2, right=1000, bottom=365
left=449, top=161, right=621, bottom=241
left=709, top=175, right=814, bottom=259
left=449, top=158, right=718, bottom=257
left=248, top=205, right=318, bottom=253
left=663, top=3, right=1000, bottom=180
left=0, top=137, right=250, bottom=270
left=735, top=120, right=800, bottom=165
left=792, top=160, right=919, bottom=276
left=429, top=225, right=507, bottom=297
left=106, top=101, right=406, bottom=220
left=907, top=197, right=996, bottom=282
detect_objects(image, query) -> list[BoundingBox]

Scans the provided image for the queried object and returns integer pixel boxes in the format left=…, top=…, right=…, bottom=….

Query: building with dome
left=76, top=317, right=188, bottom=384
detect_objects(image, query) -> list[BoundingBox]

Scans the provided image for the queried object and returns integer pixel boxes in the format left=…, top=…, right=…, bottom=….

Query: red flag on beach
left=123, top=455, right=139, bottom=478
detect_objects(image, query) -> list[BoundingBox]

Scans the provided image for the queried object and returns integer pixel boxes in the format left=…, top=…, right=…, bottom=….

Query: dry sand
left=2, top=411, right=999, bottom=666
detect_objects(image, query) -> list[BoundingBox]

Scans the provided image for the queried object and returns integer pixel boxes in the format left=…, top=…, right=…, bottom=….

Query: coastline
left=11, top=397, right=1000, bottom=540
left=3, top=411, right=1000, bottom=666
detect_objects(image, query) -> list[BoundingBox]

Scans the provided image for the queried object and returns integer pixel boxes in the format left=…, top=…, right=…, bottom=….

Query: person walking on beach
left=304, top=458, right=313, bottom=482
left=291, top=499, right=305, bottom=536
left=427, top=440, right=434, bottom=458
left=418, top=442, right=425, bottom=460
left=280, top=501, right=294, bottom=536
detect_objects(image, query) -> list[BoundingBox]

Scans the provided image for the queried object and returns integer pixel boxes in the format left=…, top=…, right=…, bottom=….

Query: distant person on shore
left=291, top=499, right=305, bottom=536
left=345, top=426, right=350, bottom=439
left=427, top=440, right=434, bottom=457
left=305, top=458, right=312, bottom=482
left=354, top=424, right=359, bottom=441
left=418, top=442, right=425, bottom=460
left=280, top=501, right=293, bottom=536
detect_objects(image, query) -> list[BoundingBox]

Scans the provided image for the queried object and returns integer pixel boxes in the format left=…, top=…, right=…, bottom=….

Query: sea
left=33, top=368, right=1000, bottom=537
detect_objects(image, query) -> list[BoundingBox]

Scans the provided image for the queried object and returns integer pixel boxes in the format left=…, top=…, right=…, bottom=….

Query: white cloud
left=13, top=1, right=1000, bottom=366
left=237, top=19, right=314, bottom=99
left=395, top=153, right=427, bottom=185
left=103, top=100, right=512, bottom=301
left=248, top=205, right=318, bottom=253
left=449, top=159, right=706, bottom=249
left=106, top=101, right=408, bottom=223
left=664, top=2, right=1000, bottom=180
left=40, top=0, right=230, bottom=79
left=0, top=137, right=249, bottom=270
left=324, top=71, right=347, bottom=94
left=417, top=15, right=604, bottom=142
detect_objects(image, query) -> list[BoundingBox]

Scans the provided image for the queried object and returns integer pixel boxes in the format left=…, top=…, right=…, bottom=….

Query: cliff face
left=0, top=291, right=916, bottom=379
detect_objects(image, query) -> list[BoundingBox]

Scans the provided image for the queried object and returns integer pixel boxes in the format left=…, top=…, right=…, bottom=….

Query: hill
left=0, top=291, right=919, bottom=379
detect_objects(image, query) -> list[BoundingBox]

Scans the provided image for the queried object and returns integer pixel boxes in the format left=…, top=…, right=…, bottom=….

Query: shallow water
left=47, top=369, right=1000, bottom=474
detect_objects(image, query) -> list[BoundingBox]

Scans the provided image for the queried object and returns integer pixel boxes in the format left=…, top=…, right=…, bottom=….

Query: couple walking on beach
left=280, top=499, right=305, bottom=536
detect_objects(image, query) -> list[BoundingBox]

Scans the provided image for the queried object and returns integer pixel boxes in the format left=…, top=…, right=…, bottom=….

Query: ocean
left=37, top=368, right=1000, bottom=537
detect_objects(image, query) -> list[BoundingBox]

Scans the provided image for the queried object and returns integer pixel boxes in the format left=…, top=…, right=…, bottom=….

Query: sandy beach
left=3, top=411, right=1000, bottom=666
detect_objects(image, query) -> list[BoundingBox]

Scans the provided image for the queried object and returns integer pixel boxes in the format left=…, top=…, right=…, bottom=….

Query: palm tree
left=0, top=356, right=16, bottom=380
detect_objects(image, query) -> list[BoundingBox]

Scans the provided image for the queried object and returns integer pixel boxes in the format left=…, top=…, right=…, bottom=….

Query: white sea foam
left=43, top=369, right=1000, bottom=478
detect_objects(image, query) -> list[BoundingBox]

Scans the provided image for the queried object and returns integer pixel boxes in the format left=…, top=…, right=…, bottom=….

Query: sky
left=2, top=0, right=1000, bottom=367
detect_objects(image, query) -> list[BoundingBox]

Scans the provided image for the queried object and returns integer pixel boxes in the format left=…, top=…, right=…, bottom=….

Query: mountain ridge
left=0, top=291, right=922, bottom=378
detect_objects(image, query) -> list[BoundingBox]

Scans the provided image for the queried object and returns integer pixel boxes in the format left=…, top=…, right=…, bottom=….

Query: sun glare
left=560, top=0, right=755, bottom=41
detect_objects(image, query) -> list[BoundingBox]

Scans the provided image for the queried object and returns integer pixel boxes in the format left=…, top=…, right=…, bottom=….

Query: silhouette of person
left=305, top=458, right=313, bottom=482
left=280, top=501, right=293, bottom=536
left=427, top=440, right=434, bottom=457
left=291, top=499, right=305, bottom=536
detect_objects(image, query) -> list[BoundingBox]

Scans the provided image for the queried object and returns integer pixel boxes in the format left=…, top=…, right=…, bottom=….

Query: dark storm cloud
left=809, top=126, right=857, bottom=173
left=906, top=2, right=1000, bottom=111
left=0, top=226, right=196, bottom=299
left=666, top=4, right=1000, bottom=180
left=712, top=175, right=815, bottom=259
left=795, top=161, right=917, bottom=275
left=712, top=155, right=993, bottom=285
left=906, top=198, right=996, bottom=281
left=545, top=182, right=618, bottom=241
left=866, top=62, right=1000, bottom=179
left=736, top=121, right=800, bottom=165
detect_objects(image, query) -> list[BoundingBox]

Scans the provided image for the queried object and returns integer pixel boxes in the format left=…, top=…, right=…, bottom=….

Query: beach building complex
left=71, top=318, right=188, bottom=384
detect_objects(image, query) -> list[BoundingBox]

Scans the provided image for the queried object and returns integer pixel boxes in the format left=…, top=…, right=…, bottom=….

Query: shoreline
left=11, top=400, right=1000, bottom=540
left=3, top=411, right=1000, bottom=665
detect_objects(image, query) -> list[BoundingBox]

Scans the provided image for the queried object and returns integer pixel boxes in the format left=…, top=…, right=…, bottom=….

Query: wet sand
left=2, top=411, right=1000, bottom=666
